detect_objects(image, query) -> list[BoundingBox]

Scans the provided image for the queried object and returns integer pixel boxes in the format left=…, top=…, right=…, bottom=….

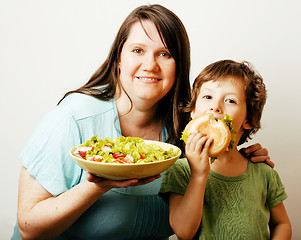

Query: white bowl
left=70, top=140, right=181, bottom=180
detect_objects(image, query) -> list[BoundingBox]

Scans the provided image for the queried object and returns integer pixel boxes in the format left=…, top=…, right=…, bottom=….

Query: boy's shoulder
left=165, top=157, right=191, bottom=178
left=172, top=158, right=190, bottom=171
left=249, top=161, right=274, bottom=172
left=174, top=157, right=189, bottom=166
left=248, top=161, right=279, bottom=179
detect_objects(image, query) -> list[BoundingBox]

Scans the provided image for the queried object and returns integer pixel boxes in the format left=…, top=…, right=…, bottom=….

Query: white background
left=1, top=0, right=300, bottom=239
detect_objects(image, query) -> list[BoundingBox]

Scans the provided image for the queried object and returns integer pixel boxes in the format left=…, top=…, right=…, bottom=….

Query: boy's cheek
left=190, top=105, right=207, bottom=119
left=190, top=108, right=195, bottom=119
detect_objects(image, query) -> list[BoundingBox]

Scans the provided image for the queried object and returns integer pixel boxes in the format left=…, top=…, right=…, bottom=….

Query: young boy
left=159, top=60, right=292, bottom=240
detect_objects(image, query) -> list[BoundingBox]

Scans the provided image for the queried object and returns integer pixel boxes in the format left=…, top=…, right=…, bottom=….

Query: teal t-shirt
left=12, top=93, right=173, bottom=240
left=159, top=158, right=287, bottom=240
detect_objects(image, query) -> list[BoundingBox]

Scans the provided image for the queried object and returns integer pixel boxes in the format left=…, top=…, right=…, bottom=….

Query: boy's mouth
left=206, top=113, right=224, bottom=121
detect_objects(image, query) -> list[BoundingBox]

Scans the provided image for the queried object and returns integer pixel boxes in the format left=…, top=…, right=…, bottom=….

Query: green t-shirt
left=159, top=158, right=287, bottom=240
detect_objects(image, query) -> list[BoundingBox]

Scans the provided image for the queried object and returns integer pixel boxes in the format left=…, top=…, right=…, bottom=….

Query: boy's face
left=191, top=78, right=251, bottom=142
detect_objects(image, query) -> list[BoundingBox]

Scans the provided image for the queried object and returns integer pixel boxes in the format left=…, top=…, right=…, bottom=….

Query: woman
left=13, top=4, right=270, bottom=240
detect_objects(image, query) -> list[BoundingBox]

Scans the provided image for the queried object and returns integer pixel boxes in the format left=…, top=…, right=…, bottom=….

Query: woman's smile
left=134, top=76, right=162, bottom=83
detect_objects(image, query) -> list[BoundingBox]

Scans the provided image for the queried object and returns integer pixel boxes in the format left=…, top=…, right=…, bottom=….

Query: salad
left=73, top=136, right=180, bottom=164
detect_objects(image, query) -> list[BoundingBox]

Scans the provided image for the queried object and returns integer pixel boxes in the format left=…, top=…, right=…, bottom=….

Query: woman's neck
left=210, top=148, right=249, bottom=177
left=115, top=95, right=162, bottom=141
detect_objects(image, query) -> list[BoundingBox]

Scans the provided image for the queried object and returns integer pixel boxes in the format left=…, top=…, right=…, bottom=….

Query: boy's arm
left=169, top=175, right=207, bottom=240
left=269, top=202, right=292, bottom=240
left=168, top=132, right=213, bottom=240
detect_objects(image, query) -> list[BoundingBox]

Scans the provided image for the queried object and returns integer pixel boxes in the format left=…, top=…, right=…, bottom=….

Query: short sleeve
left=267, top=169, right=288, bottom=208
left=19, top=106, right=83, bottom=196
left=159, top=158, right=191, bottom=203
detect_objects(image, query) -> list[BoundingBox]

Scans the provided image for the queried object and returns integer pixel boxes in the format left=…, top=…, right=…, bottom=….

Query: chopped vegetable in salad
left=73, top=136, right=180, bottom=164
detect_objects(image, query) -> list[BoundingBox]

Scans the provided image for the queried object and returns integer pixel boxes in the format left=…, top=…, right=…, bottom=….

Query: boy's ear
left=242, top=120, right=252, bottom=130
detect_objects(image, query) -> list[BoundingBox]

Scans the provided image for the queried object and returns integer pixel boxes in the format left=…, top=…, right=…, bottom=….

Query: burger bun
left=184, top=113, right=231, bottom=157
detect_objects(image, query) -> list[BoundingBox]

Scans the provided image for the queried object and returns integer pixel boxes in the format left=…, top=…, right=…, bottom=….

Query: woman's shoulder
left=59, top=93, right=116, bottom=120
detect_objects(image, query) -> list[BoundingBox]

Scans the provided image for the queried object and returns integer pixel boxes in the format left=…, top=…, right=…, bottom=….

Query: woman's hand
left=240, top=143, right=275, bottom=168
left=86, top=173, right=161, bottom=190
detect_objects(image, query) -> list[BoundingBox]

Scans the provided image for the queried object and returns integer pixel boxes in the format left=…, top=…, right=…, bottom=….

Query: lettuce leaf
left=180, top=129, right=189, bottom=143
left=221, top=114, right=237, bottom=151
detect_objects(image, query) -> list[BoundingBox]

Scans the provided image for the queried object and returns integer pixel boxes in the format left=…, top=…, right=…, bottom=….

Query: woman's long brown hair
left=58, top=4, right=191, bottom=152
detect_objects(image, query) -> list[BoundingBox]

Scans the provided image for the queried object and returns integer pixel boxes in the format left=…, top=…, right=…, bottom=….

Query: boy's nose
left=210, top=106, right=221, bottom=113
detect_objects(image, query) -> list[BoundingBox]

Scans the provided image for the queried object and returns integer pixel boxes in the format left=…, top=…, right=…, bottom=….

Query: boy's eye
left=203, top=95, right=212, bottom=100
left=225, top=99, right=236, bottom=104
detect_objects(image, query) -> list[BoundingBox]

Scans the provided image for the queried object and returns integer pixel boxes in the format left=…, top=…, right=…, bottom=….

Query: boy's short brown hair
left=187, top=59, right=267, bottom=145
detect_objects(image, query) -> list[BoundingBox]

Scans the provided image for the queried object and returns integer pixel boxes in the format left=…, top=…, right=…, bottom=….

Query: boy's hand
left=185, top=131, right=213, bottom=177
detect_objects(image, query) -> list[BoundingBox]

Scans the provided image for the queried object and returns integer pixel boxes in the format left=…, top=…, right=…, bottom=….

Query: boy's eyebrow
left=199, top=88, right=242, bottom=97
left=199, top=88, right=213, bottom=92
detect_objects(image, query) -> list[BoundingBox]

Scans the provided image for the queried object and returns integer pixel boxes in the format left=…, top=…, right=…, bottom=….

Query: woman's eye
left=132, top=48, right=142, bottom=54
left=159, top=52, right=171, bottom=58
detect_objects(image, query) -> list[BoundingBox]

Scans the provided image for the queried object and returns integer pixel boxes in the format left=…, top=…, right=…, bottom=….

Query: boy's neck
left=210, top=148, right=249, bottom=177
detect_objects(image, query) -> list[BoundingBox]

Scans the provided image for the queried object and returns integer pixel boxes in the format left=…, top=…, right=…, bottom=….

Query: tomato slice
left=112, top=153, right=126, bottom=159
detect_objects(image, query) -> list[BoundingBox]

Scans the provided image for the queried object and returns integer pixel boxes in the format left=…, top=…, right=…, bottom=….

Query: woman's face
left=118, top=20, right=176, bottom=108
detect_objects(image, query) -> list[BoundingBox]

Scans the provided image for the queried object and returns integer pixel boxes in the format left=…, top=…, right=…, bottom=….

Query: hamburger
left=181, top=113, right=236, bottom=158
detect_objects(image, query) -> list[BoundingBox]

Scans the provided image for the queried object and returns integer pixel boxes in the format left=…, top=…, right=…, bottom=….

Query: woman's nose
left=142, top=54, right=159, bottom=72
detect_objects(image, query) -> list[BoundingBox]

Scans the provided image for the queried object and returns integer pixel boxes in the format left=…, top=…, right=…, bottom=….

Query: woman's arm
left=269, top=202, right=292, bottom=240
left=17, top=167, right=157, bottom=240
left=168, top=132, right=213, bottom=240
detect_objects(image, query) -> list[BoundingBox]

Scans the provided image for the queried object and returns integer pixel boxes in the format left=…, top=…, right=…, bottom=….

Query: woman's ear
left=242, top=120, right=252, bottom=130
